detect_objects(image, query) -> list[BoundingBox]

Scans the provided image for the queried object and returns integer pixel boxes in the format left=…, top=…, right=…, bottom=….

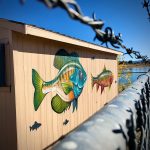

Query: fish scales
left=32, top=49, right=87, bottom=113
left=92, top=66, right=114, bottom=94
left=59, top=67, right=75, bottom=82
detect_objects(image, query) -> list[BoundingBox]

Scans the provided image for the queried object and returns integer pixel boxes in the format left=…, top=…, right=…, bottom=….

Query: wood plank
left=12, top=33, right=119, bottom=150
left=13, top=33, right=28, bottom=150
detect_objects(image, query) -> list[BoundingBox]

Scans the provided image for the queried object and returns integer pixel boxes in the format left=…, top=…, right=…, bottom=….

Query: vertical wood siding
left=12, top=32, right=118, bottom=150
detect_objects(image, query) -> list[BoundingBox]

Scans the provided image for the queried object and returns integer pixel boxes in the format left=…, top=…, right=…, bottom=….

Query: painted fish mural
left=32, top=49, right=87, bottom=114
left=92, top=66, right=113, bottom=94
left=63, top=119, right=69, bottom=125
left=30, top=121, right=41, bottom=131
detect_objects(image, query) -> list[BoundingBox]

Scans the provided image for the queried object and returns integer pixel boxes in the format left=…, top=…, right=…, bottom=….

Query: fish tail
left=32, top=69, right=46, bottom=111
left=91, top=74, right=95, bottom=88
left=29, top=126, right=32, bottom=131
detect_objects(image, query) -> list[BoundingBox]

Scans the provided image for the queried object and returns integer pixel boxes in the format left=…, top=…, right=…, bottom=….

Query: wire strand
left=21, top=0, right=149, bottom=62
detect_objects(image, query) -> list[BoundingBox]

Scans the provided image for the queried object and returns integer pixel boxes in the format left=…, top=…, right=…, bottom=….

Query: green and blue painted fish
left=32, top=49, right=87, bottom=114
left=92, top=66, right=114, bottom=94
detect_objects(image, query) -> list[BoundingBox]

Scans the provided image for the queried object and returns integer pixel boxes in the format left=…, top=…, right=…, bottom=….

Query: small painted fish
left=32, top=49, right=87, bottom=113
left=92, top=66, right=114, bottom=94
left=30, top=121, right=41, bottom=131
left=63, top=119, right=69, bottom=125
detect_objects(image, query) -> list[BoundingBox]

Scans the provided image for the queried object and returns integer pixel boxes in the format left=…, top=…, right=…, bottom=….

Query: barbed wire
left=142, top=0, right=150, bottom=21
left=21, top=0, right=149, bottom=62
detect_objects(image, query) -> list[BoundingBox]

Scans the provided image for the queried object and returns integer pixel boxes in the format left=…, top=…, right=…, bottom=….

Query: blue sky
left=0, top=0, right=150, bottom=61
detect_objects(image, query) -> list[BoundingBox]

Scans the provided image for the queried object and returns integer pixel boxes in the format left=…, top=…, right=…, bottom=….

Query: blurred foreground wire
left=20, top=0, right=149, bottom=62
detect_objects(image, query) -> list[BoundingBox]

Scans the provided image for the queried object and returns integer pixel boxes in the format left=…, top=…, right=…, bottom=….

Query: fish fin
left=54, top=49, right=70, bottom=69
left=91, top=74, right=94, bottom=89
left=68, top=90, right=75, bottom=101
left=101, top=85, right=104, bottom=94
left=54, top=49, right=80, bottom=70
left=70, top=52, right=80, bottom=63
left=96, top=84, right=99, bottom=91
left=32, top=69, right=46, bottom=111
left=51, top=94, right=71, bottom=114
left=72, top=98, right=78, bottom=112
left=109, top=86, right=111, bottom=90
left=109, top=84, right=111, bottom=90
left=103, top=65, right=106, bottom=71
left=61, top=82, right=73, bottom=95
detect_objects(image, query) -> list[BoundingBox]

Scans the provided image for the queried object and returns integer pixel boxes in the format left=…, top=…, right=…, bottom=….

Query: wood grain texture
left=12, top=32, right=118, bottom=150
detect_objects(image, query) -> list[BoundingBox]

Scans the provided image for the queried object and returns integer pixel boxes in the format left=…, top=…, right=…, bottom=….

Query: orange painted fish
left=92, top=66, right=114, bottom=94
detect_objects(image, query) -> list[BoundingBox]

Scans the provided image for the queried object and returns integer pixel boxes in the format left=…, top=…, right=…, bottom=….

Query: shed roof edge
left=0, top=19, right=123, bottom=55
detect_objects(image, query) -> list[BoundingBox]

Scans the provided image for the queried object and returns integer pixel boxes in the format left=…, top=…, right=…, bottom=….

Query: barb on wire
left=93, top=26, right=123, bottom=48
left=142, top=0, right=150, bottom=21
left=39, top=0, right=122, bottom=49
left=122, top=46, right=148, bottom=62
left=21, top=0, right=149, bottom=62
left=123, top=47, right=135, bottom=58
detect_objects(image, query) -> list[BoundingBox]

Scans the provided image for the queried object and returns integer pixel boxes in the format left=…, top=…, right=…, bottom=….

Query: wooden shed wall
left=12, top=32, right=118, bottom=150
left=0, top=28, right=17, bottom=150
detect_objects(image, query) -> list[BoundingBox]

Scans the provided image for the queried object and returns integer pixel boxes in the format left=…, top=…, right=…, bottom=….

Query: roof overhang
left=0, top=19, right=123, bottom=55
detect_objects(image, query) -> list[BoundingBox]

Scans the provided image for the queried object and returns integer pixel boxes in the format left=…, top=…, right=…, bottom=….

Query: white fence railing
left=51, top=71, right=150, bottom=150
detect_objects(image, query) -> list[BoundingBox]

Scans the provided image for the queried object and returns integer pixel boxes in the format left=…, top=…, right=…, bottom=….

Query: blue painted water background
left=119, top=66, right=150, bottom=84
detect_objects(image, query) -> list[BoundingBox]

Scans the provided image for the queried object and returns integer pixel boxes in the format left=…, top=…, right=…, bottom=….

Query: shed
left=0, top=19, right=122, bottom=150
